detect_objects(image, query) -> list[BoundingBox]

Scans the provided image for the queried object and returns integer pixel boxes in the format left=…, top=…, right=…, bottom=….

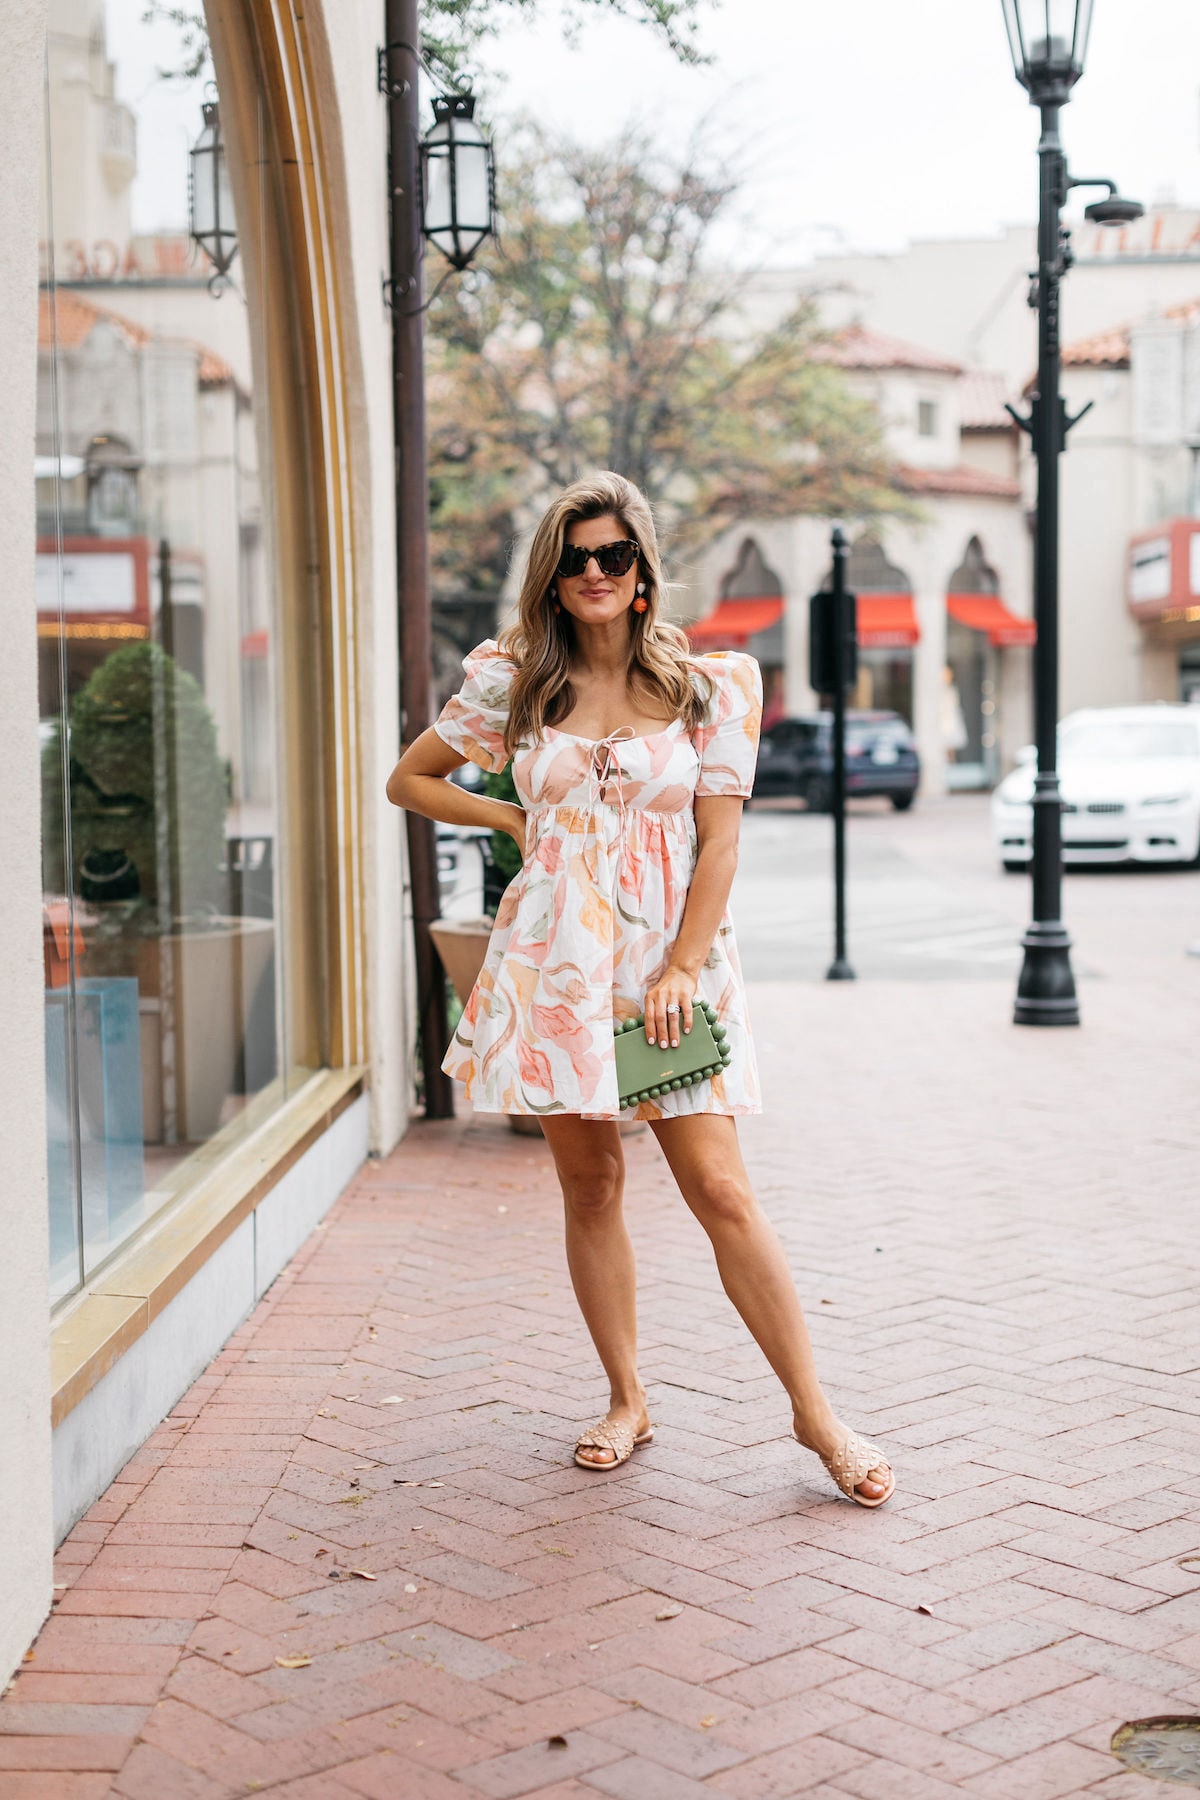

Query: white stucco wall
left=744, top=212, right=1200, bottom=392
left=1058, top=365, right=1148, bottom=715
left=0, top=0, right=55, bottom=1689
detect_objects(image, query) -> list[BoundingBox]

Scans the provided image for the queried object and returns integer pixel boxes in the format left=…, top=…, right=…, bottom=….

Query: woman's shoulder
left=692, top=649, right=761, bottom=678
left=689, top=650, right=763, bottom=719
left=459, top=638, right=518, bottom=695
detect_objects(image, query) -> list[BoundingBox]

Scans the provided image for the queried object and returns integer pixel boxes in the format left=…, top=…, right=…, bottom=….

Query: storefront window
left=944, top=537, right=1014, bottom=791
left=943, top=622, right=990, bottom=786
left=856, top=651, right=913, bottom=724
left=39, top=1, right=293, bottom=1303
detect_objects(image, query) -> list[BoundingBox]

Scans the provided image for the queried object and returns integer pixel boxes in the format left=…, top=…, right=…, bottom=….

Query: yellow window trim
left=51, top=1066, right=364, bottom=1427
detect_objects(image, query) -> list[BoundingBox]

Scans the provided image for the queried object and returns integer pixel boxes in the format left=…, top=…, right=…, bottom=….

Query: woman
left=387, top=472, right=892, bottom=1506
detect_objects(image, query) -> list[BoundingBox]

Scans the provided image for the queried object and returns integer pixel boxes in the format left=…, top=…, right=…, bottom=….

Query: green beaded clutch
left=613, top=1000, right=731, bottom=1110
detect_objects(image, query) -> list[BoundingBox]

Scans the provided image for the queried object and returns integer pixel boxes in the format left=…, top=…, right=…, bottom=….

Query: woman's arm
left=642, top=794, right=742, bottom=1050
left=386, top=728, right=526, bottom=852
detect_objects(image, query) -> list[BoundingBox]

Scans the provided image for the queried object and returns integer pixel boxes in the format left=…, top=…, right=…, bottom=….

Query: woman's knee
left=561, top=1152, right=624, bottom=1219
left=690, top=1171, right=757, bottom=1230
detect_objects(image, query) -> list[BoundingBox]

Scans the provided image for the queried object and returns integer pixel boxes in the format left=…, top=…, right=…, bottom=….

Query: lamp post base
left=826, top=958, right=857, bottom=982
left=1013, top=921, right=1080, bottom=1026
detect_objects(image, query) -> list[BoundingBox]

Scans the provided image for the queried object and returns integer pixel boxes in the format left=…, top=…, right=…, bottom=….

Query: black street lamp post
left=1000, top=0, right=1142, bottom=1026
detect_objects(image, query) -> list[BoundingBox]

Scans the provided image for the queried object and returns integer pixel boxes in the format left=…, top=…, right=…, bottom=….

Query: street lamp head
left=420, top=93, right=496, bottom=273
left=188, top=98, right=238, bottom=293
left=1001, top=0, right=1093, bottom=104
left=1083, top=193, right=1145, bottom=225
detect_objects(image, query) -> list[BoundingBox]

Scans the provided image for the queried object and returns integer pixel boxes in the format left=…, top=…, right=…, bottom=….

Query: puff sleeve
left=433, top=640, right=516, bottom=773
left=692, top=652, right=763, bottom=798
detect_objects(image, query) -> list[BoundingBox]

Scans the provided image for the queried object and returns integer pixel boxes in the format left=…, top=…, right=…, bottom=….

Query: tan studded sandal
left=574, top=1417, right=654, bottom=1470
left=805, top=1429, right=895, bottom=1509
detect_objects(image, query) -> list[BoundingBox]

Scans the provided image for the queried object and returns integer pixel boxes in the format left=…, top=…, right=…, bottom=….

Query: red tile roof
left=817, top=323, right=963, bottom=375
left=897, top=463, right=1021, bottom=499
left=1060, top=297, right=1200, bottom=370
left=38, top=288, right=236, bottom=389
left=959, top=370, right=1016, bottom=431
left=1061, top=324, right=1131, bottom=370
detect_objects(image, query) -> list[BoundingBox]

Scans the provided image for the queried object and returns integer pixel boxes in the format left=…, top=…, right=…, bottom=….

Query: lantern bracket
left=377, top=40, right=416, bottom=97
left=378, top=38, right=477, bottom=97
left=381, top=265, right=459, bottom=319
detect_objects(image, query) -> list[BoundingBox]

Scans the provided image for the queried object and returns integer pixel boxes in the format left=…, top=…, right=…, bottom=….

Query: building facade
left=693, top=212, right=1200, bottom=790
left=690, top=328, right=1034, bottom=792
left=3, top=0, right=414, bottom=1683
left=1058, top=302, right=1200, bottom=713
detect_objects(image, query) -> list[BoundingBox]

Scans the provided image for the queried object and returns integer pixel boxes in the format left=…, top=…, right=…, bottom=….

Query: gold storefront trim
left=37, top=621, right=149, bottom=639
left=50, top=1065, right=364, bottom=1427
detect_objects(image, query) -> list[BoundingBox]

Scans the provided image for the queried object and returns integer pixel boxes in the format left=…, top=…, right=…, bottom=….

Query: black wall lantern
left=188, top=98, right=238, bottom=294
left=420, top=92, right=495, bottom=273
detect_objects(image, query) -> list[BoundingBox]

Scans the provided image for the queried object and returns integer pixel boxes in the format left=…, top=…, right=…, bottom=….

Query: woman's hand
left=643, top=965, right=695, bottom=1049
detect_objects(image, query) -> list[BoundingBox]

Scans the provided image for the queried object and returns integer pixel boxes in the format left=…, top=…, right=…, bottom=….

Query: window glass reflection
left=39, top=0, right=288, bottom=1300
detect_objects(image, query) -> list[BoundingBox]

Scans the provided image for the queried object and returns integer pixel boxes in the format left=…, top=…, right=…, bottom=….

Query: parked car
left=752, top=711, right=921, bottom=811
left=991, top=704, right=1200, bottom=870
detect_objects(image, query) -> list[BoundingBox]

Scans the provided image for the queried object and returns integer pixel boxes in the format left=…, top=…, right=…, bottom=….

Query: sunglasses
left=555, top=538, right=640, bottom=580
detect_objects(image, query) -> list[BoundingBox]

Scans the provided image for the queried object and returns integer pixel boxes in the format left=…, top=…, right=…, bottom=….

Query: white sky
left=481, top=0, right=1200, bottom=261
left=106, top=0, right=1200, bottom=263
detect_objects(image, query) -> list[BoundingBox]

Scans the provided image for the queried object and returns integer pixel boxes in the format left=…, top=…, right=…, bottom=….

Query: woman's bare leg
left=540, top=1116, right=649, bottom=1465
left=650, top=1113, right=889, bottom=1501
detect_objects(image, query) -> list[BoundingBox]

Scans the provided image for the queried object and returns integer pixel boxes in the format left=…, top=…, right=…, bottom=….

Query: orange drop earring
left=632, top=581, right=648, bottom=614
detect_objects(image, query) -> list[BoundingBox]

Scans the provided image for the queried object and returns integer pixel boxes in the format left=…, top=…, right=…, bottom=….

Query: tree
left=142, top=0, right=705, bottom=85
left=421, top=0, right=706, bottom=82
left=427, top=124, right=903, bottom=596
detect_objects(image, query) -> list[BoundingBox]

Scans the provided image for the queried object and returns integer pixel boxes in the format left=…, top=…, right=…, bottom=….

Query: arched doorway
left=691, top=537, right=786, bottom=722
left=944, top=536, right=1034, bottom=789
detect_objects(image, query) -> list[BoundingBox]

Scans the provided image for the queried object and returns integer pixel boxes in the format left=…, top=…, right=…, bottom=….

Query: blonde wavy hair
left=499, top=472, right=711, bottom=757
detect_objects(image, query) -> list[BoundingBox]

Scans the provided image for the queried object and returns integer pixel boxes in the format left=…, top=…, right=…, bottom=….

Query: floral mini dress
left=433, top=639, right=763, bottom=1122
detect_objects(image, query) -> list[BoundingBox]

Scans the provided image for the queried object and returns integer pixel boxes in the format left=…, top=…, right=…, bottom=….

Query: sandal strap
left=822, top=1432, right=890, bottom=1499
left=576, top=1417, right=637, bottom=1461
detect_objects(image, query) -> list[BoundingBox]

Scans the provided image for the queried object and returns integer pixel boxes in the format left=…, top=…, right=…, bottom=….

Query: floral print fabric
left=433, top=639, right=763, bottom=1121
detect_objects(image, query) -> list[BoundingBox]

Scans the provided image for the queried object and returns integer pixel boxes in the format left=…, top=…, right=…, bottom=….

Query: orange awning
left=856, top=593, right=919, bottom=649
left=688, top=595, right=783, bottom=646
left=947, top=593, right=1036, bottom=647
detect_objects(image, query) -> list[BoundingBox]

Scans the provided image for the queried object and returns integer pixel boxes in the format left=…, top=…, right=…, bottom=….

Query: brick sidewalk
left=3, top=977, right=1199, bottom=1799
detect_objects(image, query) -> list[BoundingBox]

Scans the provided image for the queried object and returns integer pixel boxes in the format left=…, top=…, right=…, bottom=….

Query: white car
left=992, top=705, right=1200, bottom=870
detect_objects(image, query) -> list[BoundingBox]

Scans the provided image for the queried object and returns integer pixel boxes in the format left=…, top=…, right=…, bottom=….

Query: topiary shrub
left=48, top=640, right=228, bottom=925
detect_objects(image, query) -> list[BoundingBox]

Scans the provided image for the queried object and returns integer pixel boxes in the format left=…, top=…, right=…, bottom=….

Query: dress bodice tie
left=587, top=726, right=635, bottom=824
left=582, top=727, right=635, bottom=881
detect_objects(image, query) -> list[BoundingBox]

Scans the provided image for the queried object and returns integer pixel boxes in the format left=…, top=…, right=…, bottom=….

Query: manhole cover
left=1112, top=1718, right=1200, bottom=1786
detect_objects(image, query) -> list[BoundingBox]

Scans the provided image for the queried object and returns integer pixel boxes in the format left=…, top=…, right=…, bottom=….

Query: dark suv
left=752, top=711, right=920, bottom=811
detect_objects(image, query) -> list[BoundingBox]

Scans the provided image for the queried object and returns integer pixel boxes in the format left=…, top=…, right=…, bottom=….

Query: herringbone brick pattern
left=3, top=976, right=1199, bottom=1798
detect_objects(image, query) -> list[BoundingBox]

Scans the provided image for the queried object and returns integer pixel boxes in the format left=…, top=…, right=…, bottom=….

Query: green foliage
left=141, top=1, right=704, bottom=89
left=428, top=123, right=904, bottom=593
left=46, top=642, right=228, bottom=925
left=140, top=5, right=212, bottom=82
left=484, top=764, right=525, bottom=883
